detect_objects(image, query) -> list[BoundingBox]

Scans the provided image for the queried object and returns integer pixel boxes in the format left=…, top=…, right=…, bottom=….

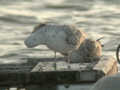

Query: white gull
left=24, top=23, right=87, bottom=68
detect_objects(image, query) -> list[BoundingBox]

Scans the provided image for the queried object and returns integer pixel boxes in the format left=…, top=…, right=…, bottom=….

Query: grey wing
left=65, top=26, right=79, bottom=46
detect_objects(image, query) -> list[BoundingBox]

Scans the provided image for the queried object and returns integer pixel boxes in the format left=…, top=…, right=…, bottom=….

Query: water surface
left=0, top=0, right=120, bottom=73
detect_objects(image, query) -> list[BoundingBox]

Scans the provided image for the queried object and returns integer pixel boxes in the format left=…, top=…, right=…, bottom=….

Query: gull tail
left=116, top=44, right=120, bottom=64
left=96, top=37, right=104, bottom=47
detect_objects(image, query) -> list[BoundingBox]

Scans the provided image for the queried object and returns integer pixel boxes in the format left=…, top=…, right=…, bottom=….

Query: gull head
left=24, top=23, right=47, bottom=48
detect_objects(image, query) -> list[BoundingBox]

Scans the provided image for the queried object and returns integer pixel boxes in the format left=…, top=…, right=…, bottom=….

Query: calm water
left=0, top=0, right=120, bottom=65
left=0, top=0, right=120, bottom=59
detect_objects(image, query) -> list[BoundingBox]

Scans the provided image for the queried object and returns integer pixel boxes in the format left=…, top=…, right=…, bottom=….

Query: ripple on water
left=0, top=14, right=38, bottom=25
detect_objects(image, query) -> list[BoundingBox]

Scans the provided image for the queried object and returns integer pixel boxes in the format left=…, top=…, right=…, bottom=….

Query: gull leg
left=53, top=51, right=57, bottom=70
left=67, top=52, right=71, bottom=69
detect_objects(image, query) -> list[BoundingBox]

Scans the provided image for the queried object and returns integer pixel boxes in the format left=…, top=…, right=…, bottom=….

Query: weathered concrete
left=0, top=55, right=117, bottom=89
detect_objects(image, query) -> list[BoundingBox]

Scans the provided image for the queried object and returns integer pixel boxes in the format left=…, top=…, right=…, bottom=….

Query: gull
left=24, top=23, right=87, bottom=69
left=69, top=38, right=102, bottom=63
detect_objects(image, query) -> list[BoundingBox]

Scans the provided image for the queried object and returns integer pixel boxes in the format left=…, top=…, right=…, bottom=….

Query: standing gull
left=24, top=23, right=87, bottom=68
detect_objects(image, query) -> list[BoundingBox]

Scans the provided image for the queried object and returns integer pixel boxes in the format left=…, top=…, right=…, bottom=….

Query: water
left=0, top=0, right=120, bottom=89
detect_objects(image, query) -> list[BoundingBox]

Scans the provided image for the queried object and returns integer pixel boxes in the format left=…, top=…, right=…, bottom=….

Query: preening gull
left=24, top=23, right=87, bottom=68
left=69, top=38, right=102, bottom=63
left=90, top=73, right=120, bottom=90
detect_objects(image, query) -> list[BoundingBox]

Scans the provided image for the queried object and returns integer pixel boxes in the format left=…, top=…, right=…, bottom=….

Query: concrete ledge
left=0, top=55, right=117, bottom=88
